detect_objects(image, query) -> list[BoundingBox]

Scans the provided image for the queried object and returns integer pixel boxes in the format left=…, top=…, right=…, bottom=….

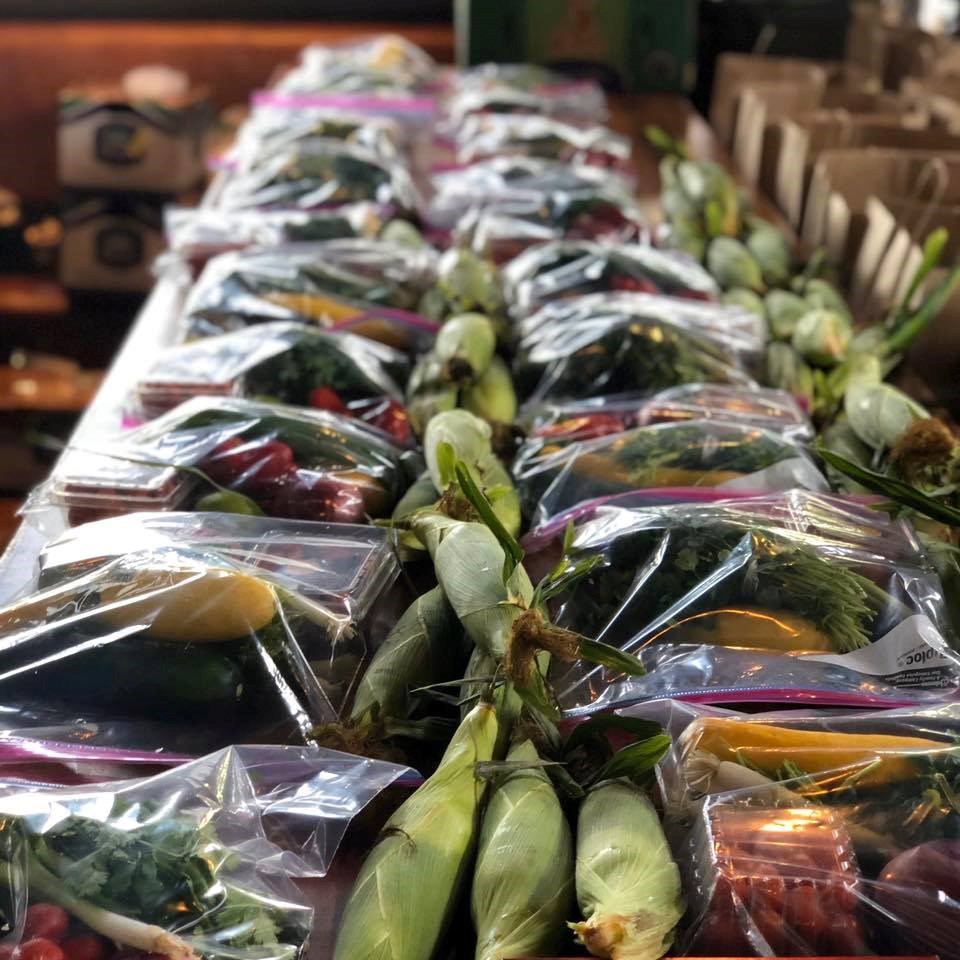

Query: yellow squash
left=685, top=716, right=950, bottom=788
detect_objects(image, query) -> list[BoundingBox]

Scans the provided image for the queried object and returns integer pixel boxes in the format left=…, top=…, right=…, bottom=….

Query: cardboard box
left=802, top=145, right=960, bottom=274
left=731, top=80, right=828, bottom=189
left=59, top=192, right=165, bottom=293
left=710, top=53, right=828, bottom=148
left=773, top=111, right=939, bottom=229
left=58, top=84, right=210, bottom=193
left=454, top=0, right=697, bottom=93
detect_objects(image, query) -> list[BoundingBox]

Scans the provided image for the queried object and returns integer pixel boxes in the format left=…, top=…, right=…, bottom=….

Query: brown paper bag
left=710, top=53, right=828, bottom=147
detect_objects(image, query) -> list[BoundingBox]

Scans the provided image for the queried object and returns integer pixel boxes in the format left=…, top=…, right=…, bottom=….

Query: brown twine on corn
left=505, top=608, right=580, bottom=684
left=891, top=417, right=957, bottom=482
left=436, top=487, right=479, bottom=522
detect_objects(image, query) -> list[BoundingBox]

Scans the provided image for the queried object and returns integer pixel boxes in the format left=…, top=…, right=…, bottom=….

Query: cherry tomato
left=308, top=386, right=348, bottom=414
left=61, top=937, right=106, bottom=960
left=610, top=275, right=658, bottom=294
left=366, top=400, right=412, bottom=446
left=23, top=906, right=69, bottom=944
left=0, top=944, right=19, bottom=960
left=19, top=940, right=65, bottom=960
left=235, top=440, right=297, bottom=491
left=268, top=471, right=366, bottom=524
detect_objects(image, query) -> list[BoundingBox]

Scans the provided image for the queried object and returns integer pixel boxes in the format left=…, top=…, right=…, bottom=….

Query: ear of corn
left=411, top=516, right=533, bottom=662
left=472, top=738, right=574, bottom=960
left=333, top=701, right=499, bottom=960
left=434, top=312, right=497, bottom=383
left=349, top=586, right=465, bottom=723
left=462, top=356, right=519, bottom=425
left=705, top=236, right=764, bottom=293
left=571, top=780, right=682, bottom=960
left=682, top=716, right=945, bottom=787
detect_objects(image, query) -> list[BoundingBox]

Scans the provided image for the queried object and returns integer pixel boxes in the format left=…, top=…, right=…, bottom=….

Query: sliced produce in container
left=502, top=239, right=718, bottom=315
left=523, top=490, right=958, bottom=710
left=514, top=418, right=826, bottom=525
left=0, top=510, right=405, bottom=752
left=180, top=240, right=438, bottom=350
left=36, top=396, right=417, bottom=529
left=513, top=292, right=763, bottom=404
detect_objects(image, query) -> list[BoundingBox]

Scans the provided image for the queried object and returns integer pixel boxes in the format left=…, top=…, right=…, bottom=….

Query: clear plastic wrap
left=513, top=293, right=764, bottom=404
left=447, top=114, right=632, bottom=176
left=231, top=107, right=402, bottom=166
left=37, top=396, right=418, bottom=527
left=523, top=490, right=958, bottom=710
left=428, top=160, right=645, bottom=263
left=165, top=205, right=390, bottom=272
left=211, top=140, right=421, bottom=215
left=272, top=34, right=437, bottom=97
left=522, top=385, right=814, bottom=447
left=0, top=511, right=407, bottom=751
left=179, top=241, right=439, bottom=350
left=444, top=63, right=608, bottom=124
left=138, top=322, right=412, bottom=440
left=501, top=240, right=719, bottom=314
left=669, top=703, right=960, bottom=960
left=514, top=418, right=827, bottom=524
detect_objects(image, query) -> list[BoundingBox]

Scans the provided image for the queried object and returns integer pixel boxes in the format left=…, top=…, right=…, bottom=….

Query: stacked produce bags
left=4, top=30, right=960, bottom=960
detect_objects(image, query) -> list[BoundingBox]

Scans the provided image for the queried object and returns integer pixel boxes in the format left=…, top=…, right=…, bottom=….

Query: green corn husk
left=460, top=645, right=523, bottom=761
left=791, top=308, right=851, bottom=367
left=435, top=312, right=497, bottom=383
left=802, top=277, right=853, bottom=323
left=705, top=236, right=764, bottom=292
left=379, top=219, right=427, bottom=248
left=349, top=586, right=464, bottom=723
left=720, top=287, right=765, bottom=316
left=462, top=356, right=518, bottom=425
left=407, top=379, right=459, bottom=437
left=764, top=289, right=808, bottom=341
left=333, top=701, right=499, bottom=960
left=472, top=739, right=574, bottom=960
left=423, top=248, right=505, bottom=327
left=765, top=342, right=814, bottom=406
left=570, top=781, right=683, bottom=960
left=845, top=381, right=929, bottom=451
left=665, top=215, right=706, bottom=261
left=412, top=515, right=532, bottom=661
left=424, top=411, right=522, bottom=537
left=393, top=470, right=442, bottom=521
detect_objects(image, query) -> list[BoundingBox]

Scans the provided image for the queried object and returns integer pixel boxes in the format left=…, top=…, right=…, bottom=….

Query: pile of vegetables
left=16, top=29, right=960, bottom=960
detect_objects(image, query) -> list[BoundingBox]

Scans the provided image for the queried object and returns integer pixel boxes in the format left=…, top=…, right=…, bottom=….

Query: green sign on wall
left=455, top=0, right=697, bottom=93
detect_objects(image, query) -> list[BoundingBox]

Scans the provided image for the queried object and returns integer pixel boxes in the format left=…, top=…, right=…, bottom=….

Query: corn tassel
left=472, top=739, right=574, bottom=960
left=571, top=781, right=682, bottom=960
left=333, top=702, right=499, bottom=960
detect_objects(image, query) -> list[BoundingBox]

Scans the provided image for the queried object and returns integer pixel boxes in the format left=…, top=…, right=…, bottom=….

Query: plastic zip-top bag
left=501, top=239, right=719, bottom=314
left=513, top=292, right=764, bottom=404
left=0, top=739, right=414, bottom=960
left=34, top=396, right=420, bottom=529
left=0, top=511, right=407, bottom=751
left=513, top=418, right=828, bottom=524
left=523, top=490, right=958, bottom=710
left=137, top=323, right=413, bottom=440
left=663, top=702, right=960, bottom=960
left=179, top=241, right=439, bottom=350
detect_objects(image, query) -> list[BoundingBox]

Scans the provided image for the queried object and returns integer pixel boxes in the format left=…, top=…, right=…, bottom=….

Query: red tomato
left=0, top=944, right=18, bottom=960
left=200, top=437, right=296, bottom=488
left=267, top=471, right=366, bottom=524
left=366, top=400, right=412, bottom=446
left=61, top=936, right=105, bottom=960
left=19, top=940, right=65, bottom=960
left=308, top=386, right=348, bottom=414
left=610, top=275, right=658, bottom=294
left=23, top=906, right=69, bottom=944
